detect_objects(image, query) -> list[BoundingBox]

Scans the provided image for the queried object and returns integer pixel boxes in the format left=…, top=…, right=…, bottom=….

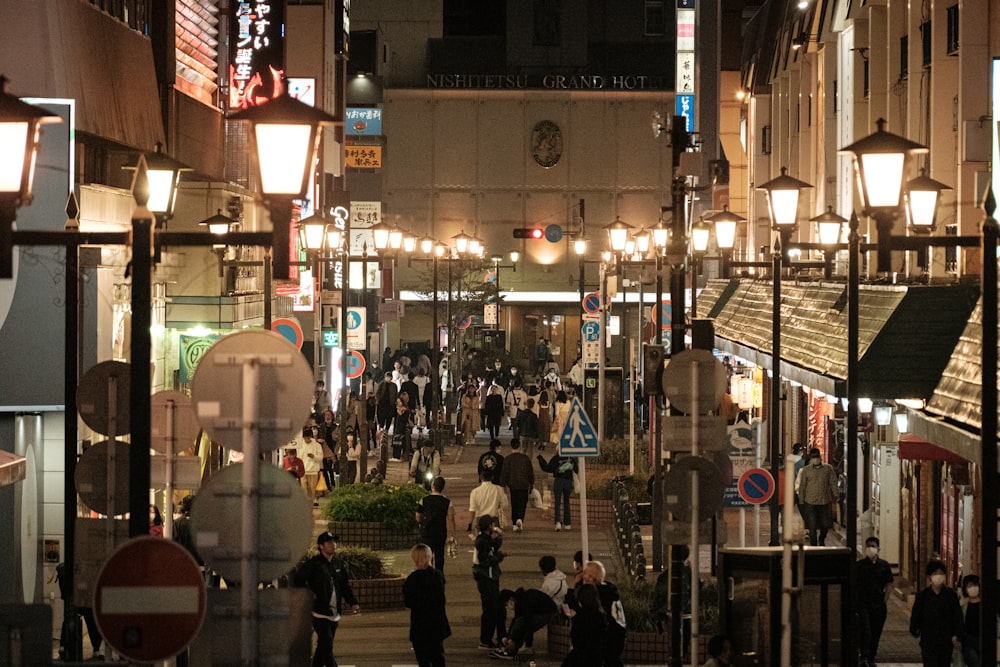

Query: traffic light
left=513, top=228, right=544, bottom=239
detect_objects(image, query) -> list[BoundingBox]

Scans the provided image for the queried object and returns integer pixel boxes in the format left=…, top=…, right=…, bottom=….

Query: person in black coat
left=562, top=583, right=607, bottom=667
left=484, top=384, right=505, bottom=439
left=404, top=544, right=451, bottom=667
left=909, top=559, right=964, bottom=667
left=294, top=532, right=360, bottom=667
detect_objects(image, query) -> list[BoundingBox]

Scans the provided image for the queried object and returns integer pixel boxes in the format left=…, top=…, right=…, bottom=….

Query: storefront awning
left=0, top=0, right=165, bottom=150
left=897, top=434, right=968, bottom=463
left=696, top=278, right=978, bottom=400
left=0, top=450, right=26, bottom=488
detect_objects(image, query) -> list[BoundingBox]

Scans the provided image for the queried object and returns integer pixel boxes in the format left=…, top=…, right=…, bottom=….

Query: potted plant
left=295, top=544, right=405, bottom=611
left=322, top=482, right=426, bottom=549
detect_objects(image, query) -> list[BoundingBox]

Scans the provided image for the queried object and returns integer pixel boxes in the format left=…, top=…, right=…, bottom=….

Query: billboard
left=229, top=0, right=285, bottom=109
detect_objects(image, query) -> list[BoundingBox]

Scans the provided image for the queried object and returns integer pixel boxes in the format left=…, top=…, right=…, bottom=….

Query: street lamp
left=706, top=206, right=745, bottom=278
left=605, top=216, right=634, bottom=255
left=0, top=77, right=63, bottom=278
left=839, top=118, right=928, bottom=273
left=370, top=221, right=392, bottom=251
left=199, top=209, right=236, bottom=278
left=230, top=90, right=338, bottom=280
left=904, top=169, right=952, bottom=233
left=811, top=206, right=848, bottom=278
left=298, top=213, right=330, bottom=383
left=756, top=167, right=812, bottom=547
left=451, top=230, right=471, bottom=255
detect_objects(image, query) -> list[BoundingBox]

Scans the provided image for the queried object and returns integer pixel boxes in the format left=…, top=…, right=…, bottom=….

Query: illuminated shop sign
left=229, top=0, right=285, bottom=109
left=346, top=108, right=382, bottom=135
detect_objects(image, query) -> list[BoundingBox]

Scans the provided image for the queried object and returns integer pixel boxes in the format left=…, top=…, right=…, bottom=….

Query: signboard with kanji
left=345, top=146, right=382, bottom=169
left=228, top=0, right=285, bottom=109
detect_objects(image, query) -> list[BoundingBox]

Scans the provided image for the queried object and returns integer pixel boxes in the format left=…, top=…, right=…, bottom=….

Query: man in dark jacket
left=498, top=438, right=534, bottom=532
left=295, top=532, right=360, bottom=667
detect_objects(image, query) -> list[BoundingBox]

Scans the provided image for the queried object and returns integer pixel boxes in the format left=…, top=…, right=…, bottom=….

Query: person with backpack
left=537, top=452, right=577, bottom=531
left=410, top=440, right=441, bottom=490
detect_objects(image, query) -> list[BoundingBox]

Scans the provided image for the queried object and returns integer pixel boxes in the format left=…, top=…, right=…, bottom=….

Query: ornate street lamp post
left=230, top=91, right=337, bottom=280
left=839, top=118, right=928, bottom=274
left=757, top=167, right=812, bottom=547
left=0, top=77, right=62, bottom=278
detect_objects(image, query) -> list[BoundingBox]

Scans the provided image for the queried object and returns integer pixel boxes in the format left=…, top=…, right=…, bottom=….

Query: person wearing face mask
left=855, top=536, right=894, bottom=667
left=960, top=574, right=982, bottom=667
left=909, top=559, right=964, bottom=667
left=796, top=448, right=838, bottom=546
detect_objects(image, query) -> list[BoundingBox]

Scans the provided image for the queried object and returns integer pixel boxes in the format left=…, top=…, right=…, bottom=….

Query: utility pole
left=667, top=114, right=690, bottom=667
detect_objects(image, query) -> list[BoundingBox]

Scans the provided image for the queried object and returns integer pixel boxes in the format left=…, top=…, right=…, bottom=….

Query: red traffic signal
left=513, top=228, right=544, bottom=239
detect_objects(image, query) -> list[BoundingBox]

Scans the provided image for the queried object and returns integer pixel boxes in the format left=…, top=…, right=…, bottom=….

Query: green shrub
left=618, top=574, right=721, bottom=634
left=585, top=471, right=651, bottom=501
left=338, top=545, right=397, bottom=579
left=322, top=482, right=427, bottom=532
left=296, top=544, right=399, bottom=579
left=617, top=576, right=658, bottom=632
left=593, top=438, right=651, bottom=475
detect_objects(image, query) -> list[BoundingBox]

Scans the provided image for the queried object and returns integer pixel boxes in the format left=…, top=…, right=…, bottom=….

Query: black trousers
left=412, top=639, right=446, bottom=667
left=311, top=616, right=340, bottom=667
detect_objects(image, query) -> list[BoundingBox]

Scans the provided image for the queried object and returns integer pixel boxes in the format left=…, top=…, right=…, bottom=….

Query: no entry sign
left=737, top=467, right=775, bottom=505
left=94, top=537, right=207, bottom=662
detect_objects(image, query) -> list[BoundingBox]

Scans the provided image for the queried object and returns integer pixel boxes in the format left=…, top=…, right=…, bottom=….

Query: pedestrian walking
left=295, top=426, right=325, bottom=506
left=485, top=384, right=505, bottom=439
left=416, top=476, right=456, bottom=574
left=410, top=439, right=442, bottom=490
left=796, top=447, right=837, bottom=545
left=294, top=532, right=360, bottom=667
left=472, top=515, right=506, bottom=651
left=550, top=390, right=571, bottom=443
left=468, top=465, right=510, bottom=531
left=855, top=536, right=894, bottom=667
left=960, top=574, right=982, bottom=667
left=537, top=452, right=577, bottom=531
left=403, top=544, right=451, bottom=667
left=498, top=438, right=534, bottom=532
left=460, top=384, right=481, bottom=446
left=909, top=559, right=964, bottom=667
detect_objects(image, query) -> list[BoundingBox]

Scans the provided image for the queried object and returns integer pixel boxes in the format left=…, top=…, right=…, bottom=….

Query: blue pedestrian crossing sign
left=558, top=398, right=599, bottom=456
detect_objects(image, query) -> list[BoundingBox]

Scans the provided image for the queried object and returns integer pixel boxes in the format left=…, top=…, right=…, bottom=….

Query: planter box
left=547, top=618, right=707, bottom=663
left=568, top=498, right=615, bottom=525
left=351, top=576, right=405, bottom=611
left=328, top=521, right=419, bottom=550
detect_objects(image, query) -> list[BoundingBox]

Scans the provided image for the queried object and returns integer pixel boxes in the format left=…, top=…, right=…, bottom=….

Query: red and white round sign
left=94, top=537, right=207, bottom=662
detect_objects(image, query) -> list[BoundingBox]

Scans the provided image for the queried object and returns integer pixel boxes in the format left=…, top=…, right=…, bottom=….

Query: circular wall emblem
left=531, top=120, right=563, bottom=168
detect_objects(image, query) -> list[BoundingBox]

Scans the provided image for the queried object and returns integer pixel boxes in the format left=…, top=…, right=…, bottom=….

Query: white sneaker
left=555, top=522, right=562, bottom=532
left=516, top=519, right=523, bottom=532
left=564, top=524, right=572, bottom=530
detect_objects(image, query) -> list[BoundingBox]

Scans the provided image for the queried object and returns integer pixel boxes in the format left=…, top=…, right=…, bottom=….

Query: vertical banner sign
left=350, top=201, right=381, bottom=255
left=676, top=3, right=696, bottom=120
left=229, top=0, right=285, bottom=109
left=328, top=192, right=351, bottom=290
left=336, top=0, right=350, bottom=55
